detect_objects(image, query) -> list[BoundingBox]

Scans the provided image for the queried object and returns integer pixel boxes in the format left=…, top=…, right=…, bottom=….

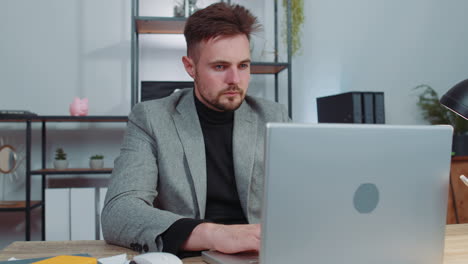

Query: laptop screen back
left=261, top=124, right=452, bottom=264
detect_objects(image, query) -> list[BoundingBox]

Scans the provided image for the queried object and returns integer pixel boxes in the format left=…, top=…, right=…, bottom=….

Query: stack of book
left=0, top=110, right=37, bottom=118
left=316, top=92, right=385, bottom=124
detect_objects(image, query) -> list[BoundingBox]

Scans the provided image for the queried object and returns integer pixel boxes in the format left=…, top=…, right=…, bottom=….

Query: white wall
left=293, top=0, right=468, bottom=123
left=0, top=0, right=131, bottom=115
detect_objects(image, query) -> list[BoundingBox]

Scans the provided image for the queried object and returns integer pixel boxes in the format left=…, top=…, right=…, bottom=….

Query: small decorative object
left=0, top=137, right=25, bottom=185
left=188, top=0, right=198, bottom=16
left=89, top=154, right=104, bottom=169
left=174, top=1, right=184, bottom=17
left=69, top=97, right=89, bottom=116
left=174, top=0, right=198, bottom=17
left=54, top=148, right=68, bottom=169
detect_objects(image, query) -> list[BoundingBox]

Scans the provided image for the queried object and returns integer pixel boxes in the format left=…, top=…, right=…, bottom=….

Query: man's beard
left=195, top=80, right=245, bottom=112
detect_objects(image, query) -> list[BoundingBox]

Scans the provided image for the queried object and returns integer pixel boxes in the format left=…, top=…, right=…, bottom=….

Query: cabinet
left=130, top=0, right=293, bottom=117
left=447, top=156, right=468, bottom=224
left=0, top=116, right=127, bottom=241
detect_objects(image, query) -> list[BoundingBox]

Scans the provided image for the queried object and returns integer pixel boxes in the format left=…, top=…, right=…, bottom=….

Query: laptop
left=202, top=123, right=453, bottom=264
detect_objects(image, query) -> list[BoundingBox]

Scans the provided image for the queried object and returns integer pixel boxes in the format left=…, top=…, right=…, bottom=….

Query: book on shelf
left=0, top=110, right=37, bottom=117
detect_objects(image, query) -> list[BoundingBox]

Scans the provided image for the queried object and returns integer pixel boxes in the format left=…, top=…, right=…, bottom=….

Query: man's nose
left=226, top=67, right=240, bottom=85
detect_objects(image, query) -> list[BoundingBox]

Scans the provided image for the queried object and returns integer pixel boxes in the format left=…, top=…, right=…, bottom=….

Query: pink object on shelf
left=69, top=97, right=89, bottom=116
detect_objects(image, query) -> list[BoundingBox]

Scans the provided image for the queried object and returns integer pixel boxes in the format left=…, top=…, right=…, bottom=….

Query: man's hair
left=184, top=2, right=261, bottom=60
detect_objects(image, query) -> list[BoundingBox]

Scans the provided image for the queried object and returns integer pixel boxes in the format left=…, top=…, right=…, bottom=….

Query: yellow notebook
left=32, top=255, right=97, bottom=264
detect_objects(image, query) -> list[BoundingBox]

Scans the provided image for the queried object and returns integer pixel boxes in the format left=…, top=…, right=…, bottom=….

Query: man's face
left=183, top=34, right=251, bottom=112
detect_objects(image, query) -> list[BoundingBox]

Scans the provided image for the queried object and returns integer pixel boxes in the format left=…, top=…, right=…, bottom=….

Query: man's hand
left=181, top=223, right=261, bottom=253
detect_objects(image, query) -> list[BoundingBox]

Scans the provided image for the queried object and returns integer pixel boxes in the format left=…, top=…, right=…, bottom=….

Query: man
left=102, top=2, right=289, bottom=256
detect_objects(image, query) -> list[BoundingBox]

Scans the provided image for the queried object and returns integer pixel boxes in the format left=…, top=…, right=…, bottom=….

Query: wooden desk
left=448, top=156, right=468, bottom=224
left=2, top=224, right=468, bottom=263
left=0, top=241, right=202, bottom=264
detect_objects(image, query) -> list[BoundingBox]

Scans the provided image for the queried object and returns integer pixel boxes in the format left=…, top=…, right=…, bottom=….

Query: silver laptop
left=203, top=123, right=453, bottom=264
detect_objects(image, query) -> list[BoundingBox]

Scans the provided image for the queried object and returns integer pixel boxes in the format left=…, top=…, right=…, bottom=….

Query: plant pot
left=89, top=159, right=104, bottom=169
left=453, top=135, right=468, bottom=156
left=53, top=160, right=68, bottom=170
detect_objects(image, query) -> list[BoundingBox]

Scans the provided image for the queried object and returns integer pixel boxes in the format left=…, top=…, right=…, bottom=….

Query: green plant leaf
left=282, top=0, right=304, bottom=56
left=55, top=148, right=67, bottom=160
left=414, top=84, right=468, bottom=135
left=91, top=154, right=104, bottom=160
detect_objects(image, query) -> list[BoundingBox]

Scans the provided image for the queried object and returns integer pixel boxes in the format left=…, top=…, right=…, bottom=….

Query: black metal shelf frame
left=31, top=169, right=113, bottom=175
left=130, top=0, right=293, bottom=117
left=0, top=116, right=128, bottom=241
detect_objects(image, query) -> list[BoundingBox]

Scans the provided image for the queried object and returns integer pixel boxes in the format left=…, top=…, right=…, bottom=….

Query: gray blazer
left=102, top=88, right=289, bottom=252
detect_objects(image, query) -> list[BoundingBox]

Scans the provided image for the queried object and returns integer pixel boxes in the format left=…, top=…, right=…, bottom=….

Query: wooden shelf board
left=453, top=156, right=468, bottom=161
left=136, top=17, right=186, bottom=34
left=0, top=118, right=33, bottom=122
left=251, top=63, right=287, bottom=74
left=0, top=201, right=41, bottom=209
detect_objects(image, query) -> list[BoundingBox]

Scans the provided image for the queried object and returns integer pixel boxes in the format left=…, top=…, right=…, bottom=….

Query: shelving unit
left=131, top=0, right=293, bottom=117
left=0, top=116, right=127, bottom=241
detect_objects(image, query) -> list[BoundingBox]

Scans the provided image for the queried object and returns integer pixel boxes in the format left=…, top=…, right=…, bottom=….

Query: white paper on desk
left=98, top=254, right=127, bottom=264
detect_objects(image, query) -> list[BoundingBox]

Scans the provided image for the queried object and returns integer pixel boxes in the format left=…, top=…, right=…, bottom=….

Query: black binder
left=317, top=92, right=385, bottom=124
left=374, top=92, right=385, bottom=124
left=363, top=93, right=375, bottom=123
left=316, top=92, right=363, bottom=123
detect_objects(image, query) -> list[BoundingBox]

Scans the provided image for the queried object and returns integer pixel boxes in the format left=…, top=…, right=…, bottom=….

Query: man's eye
left=240, top=63, right=249, bottom=69
left=215, top=65, right=225, bottom=70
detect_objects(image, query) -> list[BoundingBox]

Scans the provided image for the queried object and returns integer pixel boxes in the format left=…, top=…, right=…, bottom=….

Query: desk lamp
left=440, top=79, right=468, bottom=186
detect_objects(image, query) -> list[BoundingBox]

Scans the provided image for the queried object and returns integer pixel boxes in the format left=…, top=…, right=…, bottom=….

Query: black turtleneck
left=160, top=94, right=247, bottom=256
left=194, top=94, right=247, bottom=225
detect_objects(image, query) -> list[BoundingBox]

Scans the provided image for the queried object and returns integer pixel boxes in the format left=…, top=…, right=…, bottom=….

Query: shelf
left=31, top=168, right=113, bottom=175
left=0, top=117, right=34, bottom=121
left=34, top=116, right=128, bottom=122
left=0, top=116, right=128, bottom=122
left=251, top=62, right=288, bottom=74
left=131, top=0, right=293, bottom=113
left=0, top=114, right=37, bottom=121
left=453, top=156, right=468, bottom=161
left=136, top=16, right=186, bottom=34
left=0, top=201, right=42, bottom=212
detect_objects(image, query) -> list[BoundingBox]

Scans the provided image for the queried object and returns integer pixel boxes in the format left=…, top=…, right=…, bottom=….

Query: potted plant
left=415, top=84, right=468, bottom=156
left=90, top=154, right=104, bottom=169
left=54, top=148, right=68, bottom=169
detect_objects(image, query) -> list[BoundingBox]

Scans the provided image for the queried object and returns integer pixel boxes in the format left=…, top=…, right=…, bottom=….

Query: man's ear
left=182, top=56, right=196, bottom=79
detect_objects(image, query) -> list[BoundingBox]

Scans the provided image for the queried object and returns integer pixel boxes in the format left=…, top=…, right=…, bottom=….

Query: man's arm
left=182, top=223, right=261, bottom=253
left=102, top=103, right=185, bottom=252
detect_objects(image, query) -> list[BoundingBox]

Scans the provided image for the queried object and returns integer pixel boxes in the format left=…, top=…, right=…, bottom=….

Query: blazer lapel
left=233, top=101, right=257, bottom=220
left=172, top=92, right=207, bottom=218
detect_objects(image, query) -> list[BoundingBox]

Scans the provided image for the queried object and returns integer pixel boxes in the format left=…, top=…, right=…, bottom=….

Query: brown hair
left=184, top=2, right=261, bottom=60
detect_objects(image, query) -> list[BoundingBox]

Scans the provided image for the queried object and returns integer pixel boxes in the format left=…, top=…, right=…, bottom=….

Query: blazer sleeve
left=101, top=103, right=185, bottom=252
